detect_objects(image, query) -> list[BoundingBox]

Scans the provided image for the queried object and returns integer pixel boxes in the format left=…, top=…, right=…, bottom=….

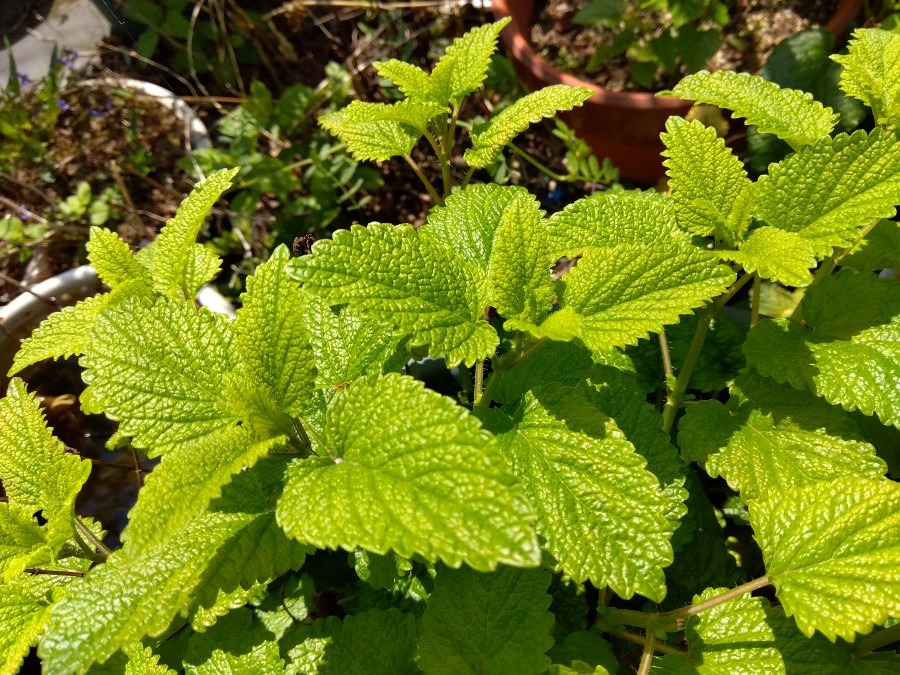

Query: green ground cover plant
left=1, top=20, right=899, bottom=674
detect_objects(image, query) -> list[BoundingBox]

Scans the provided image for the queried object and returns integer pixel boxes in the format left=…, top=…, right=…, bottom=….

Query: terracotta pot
left=493, top=0, right=864, bottom=183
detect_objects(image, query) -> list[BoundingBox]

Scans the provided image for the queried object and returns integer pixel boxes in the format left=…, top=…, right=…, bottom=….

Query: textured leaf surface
left=418, top=564, right=553, bottom=675
left=663, top=70, right=837, bottom=146
left=288, top=223, right=497, bottom=367
left=465, top=85, right=592, bottom=168
left=190, top=458, right=309, bottom=609
left=0, top=379, right=90, bottom=549
left=721, top=226, right=817, bottom=287
left=750, top=477, right=900, bottom=641
left=41, top=513, right=251, bottom=675
left=753, top=130, right=900, bottom=257
left=10, top=291, right=113, bottom=375
left=841, top=219, right=900, bottom=273
left=428, top=19, right=509, bottom=104
left=86, top=227, right=150, bottom=289
left=744, top=271, right=900, bottom=427
left=546, top=190, right=684, bottom=254
left=148, top=168, right=236, bottom=300
left=0, top=503, right=49, bottom=579
left=0, top=582, right=53, bottom=675
left=486, top=190, right=555, bottom=323
left=184, top=607, right=283, bottom=674
left=277, top=374, right=539, bottom=570
left=661, top=117, right=753, bottom=244
left=318, top=99, right=446, bottom=162
left=120, top=425, right=282, bottom=557
left=301, top=294, right=405, bottom=388
left=422, top=184, right=554, bottom=323
left=311, top=609, right=418, bottom=675
left=422, top=183, right=538, bottom=268
left=586, top=365, right=688, bottom=528
left=681, top=588, right=900, bottom=673
left=511, top=244, right=734, bottom=352
left=80, top=296, right=237, bottom=453
left=491, top=385, right=674, bottom=601
left=235, top=245, right=315, bottom=414
left=832, top=28, right=900, bottom=130
left=679, top=371, right=885, bottom=501
left=372, top=60, right=431, bottom=100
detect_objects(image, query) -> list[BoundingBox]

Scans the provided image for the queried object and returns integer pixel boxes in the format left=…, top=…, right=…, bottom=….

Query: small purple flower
left=18, top=205, right=30, bottom=221
left=58, top=49, right=79, bottom=68
left=57, top=98, right=72, bottom=111
left=87, top=107, right=105, bottom=117
left=15, top=71, right=31, bottom=86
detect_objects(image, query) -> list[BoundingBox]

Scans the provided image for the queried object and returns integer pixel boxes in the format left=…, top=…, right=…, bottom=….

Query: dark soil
left=0, top=78, right=204, bottom=303
left=530, top=0, right=841, bottom=91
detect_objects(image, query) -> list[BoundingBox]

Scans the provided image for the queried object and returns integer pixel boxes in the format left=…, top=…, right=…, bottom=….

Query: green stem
left=507, top=142, right=566, bottom=181
left=750, top=273, right=761, bottom=328
left=854, top=622, right=900, bottom=656
left=614, top=631, right=689, bottom=659
left=25, top=567, right=85, bottom=577
left=74, top=516, right=111, bottom=559
left=474, top=361, right=485, bottom=404
left=403, top=155, right=443, bottom=205
left=637, top=630, right=657, bottom=675
left=460, top=166, right=476, bottom=189
left=661, top=272, right=754, bottom=434
left=660, top=576, right=771, bottom=622
left=662, top=309, right=711, bottom=434
left=477, top=337, right=550, bottom=409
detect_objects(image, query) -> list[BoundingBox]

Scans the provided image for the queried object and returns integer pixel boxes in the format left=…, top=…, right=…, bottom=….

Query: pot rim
left=492, top=0, right=864, bottom=109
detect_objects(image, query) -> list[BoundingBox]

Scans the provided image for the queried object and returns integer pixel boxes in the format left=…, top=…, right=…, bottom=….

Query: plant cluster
left=571, top=0, right=730, bottom=87
left=189, top=72, right=382, bottom=257
left=2, top=20, right=900, bottom=674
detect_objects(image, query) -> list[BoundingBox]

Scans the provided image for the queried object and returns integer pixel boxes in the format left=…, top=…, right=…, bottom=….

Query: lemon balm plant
left=1, top=21, right=900, bottom=674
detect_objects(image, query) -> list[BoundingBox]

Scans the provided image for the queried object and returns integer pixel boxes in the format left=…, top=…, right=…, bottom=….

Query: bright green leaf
left=120, top=425, right=282, bottom=557
left=662, top=117, right=753, bottom=244
left=147, top=168, right=236, bottom=301
left=422, top=184, right=555, bottom=323
left=662, top=70, right=837, bottom=146
left=79, top=296, right=238, bottom=454
left=511, top=244, right=735, bottom=352
left=753, top=129, right=900, bottom=258
left=418, top=564, right=554, bottom=675
left=832, top=28, right=900, bottom=131
left=744, top=271, right=900, bottom=427
left=277, top=373, right=540, bottom=571
left=0, top=379, right=90, bottom=550
left=10, top=292, right=113, bottom=376
left=428, top=19, right=510, bottom=105
left=0, top=582, right=53, bottom=675
left=288, top=223, right=497, bottom=367
left=40, top=513, right=251, bottom=675
left=0, top=503, right=50, bottom=579
left=750, top=477, right=900, bottom=641
left=373, top=60, right=431, bottom=100
left=465, top=85, right=593, bottom=168
left=720, top=226, right=817, bottom=286
left=681, top=587, right=900, bottom=672
left=318, top=100, right=445, bottom=162
left=546, top=190, right=684, bottom=254
left=491, top=385, right=674, bottom=602
left=235, top=245, right=315, bottom=414
left=86, top=227, right=150, bottom=289
left=586, top=365, right=688, bottom=529
left=301, top=293, right=405, bottom=388
left=679, top=371, right=886, bottom=501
